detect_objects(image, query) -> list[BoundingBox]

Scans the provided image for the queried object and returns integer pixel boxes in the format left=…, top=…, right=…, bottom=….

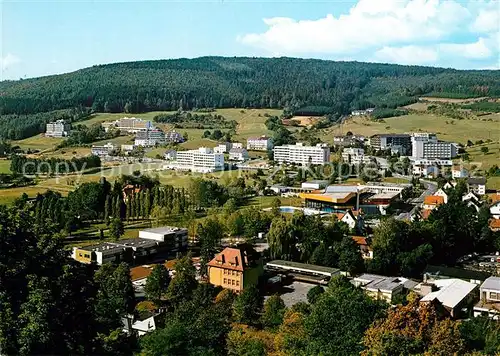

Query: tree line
left=10, top=154, right=101, bottom=175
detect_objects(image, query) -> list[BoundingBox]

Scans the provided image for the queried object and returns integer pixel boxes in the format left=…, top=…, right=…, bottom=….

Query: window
left=223, top=278, right=227, bottom=284
left=231, top=280, right=235, bottom=286
left=490, top=292, right=500, bottom=301
left=236, top=281, right=239, bottom=286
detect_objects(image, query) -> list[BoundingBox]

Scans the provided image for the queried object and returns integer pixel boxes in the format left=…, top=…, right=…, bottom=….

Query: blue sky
left=1, top=0, right=498, bottom=80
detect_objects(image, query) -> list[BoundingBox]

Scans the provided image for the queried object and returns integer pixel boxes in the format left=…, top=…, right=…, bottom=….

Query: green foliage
left=10, top=154, right=101, bottom=175
left=0, top=107, right=91, bottom=140
left=261, top=294, right=286, bottom=328
left=167, top=254, right=198, bottom=305
left=198, top=217, right=225, bottom=276
left=371, top=108, right=408, bottom=119
left=303, top=276, right=387, bottom=355
left=144, top=264, right=171, bottom=303
left=109, top=218, right=124, bottom=241
left=460, top=316, right=500, bottom=354
left=306, top=285, right=324, bottom=304
left=232, top=285, right=263, bottom=325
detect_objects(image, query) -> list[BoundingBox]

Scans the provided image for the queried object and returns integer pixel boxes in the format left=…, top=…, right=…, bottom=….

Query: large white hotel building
left=411, top=133, right=458, bottom=160
left=273, top=143, right=330, bottom=165
left=166, top=147, right=224, bottom=173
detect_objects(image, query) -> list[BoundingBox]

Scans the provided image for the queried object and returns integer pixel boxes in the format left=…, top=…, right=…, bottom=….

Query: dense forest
left=1, top=57, right=499, bottom=138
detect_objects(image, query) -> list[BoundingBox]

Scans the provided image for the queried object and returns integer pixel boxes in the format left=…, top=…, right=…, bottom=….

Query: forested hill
left=1, top=56, right=500, bottom=117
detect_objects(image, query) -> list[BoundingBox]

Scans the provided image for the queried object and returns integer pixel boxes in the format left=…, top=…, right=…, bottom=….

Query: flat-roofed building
left=474, top=277, right=500, bottom=319
left=71, top=238, right=158, bottom=265
left=139, top=226, right=188, bottom=252
left=419, top=278, right=477, bottom=318
left=229, top=147, right=249, bottom=161
left=135, top=129, right=166, bottom=147
left=412, top=159, right=453, bottom=178
left=46, top=119, right=71, bottom=137
left=166, top=147, right=224, bottom=173
left=301, top=180, right=329, bottom=190
left=342, top=147, right=372, bottom=165
left=103, top=117, right=153, bottom=133
left=369, top=134, right=411, bottom=154
left=352, top=273, right=414, bottom=303
left=411, top=133, right=458, bottom=159
left=208, top=244, right=263, bottom=293
left=91, top=142, right=117, bottom=157
left=247, top=136, right=273, bottom=151
left=274, top=143, right=330, bottom=165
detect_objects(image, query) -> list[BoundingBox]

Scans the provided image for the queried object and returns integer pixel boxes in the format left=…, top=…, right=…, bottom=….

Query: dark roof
left=468, top=177, right=487, bottom=185
left=424, top=265, right=491, bottom=281
left=371, top=134, right=411, bottom=138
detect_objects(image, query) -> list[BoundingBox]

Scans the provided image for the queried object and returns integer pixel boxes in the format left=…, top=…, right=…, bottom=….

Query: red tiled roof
left=424, top=196, right=445, bottom=205
left=489, top=219, right=500, bottom=230
left=208, top=247, right=246, bottom=271
left=352, top=236, right=368, bottom=246
left=130, top=266, right=153, bottom=281
left=488, top=193, right=500, bottom=204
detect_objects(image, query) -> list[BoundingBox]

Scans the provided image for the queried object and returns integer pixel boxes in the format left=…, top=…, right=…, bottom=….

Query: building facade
left=46, top=119, right=71, bottom=137
left=247, top=136, right=273, bottom=151
left=273, top=143, right=330, bottom=165
left=207, top=245, right=263, bottom=293
left=134, top=129, right=166, bottom=147
left=91, top=142, right=117, bottom=157
left=341, top=147, right=372, bottom=165
left=228, top=148, right=249, bottom=161
left=103, top=117, right=153, bottom=133
left=468, top=177, right=487, bottom=196
left=411, top=133, right=458, bottom=159
left=369, top=134, right=411, bottom=154
left=172, top=147, right=224, bottom=173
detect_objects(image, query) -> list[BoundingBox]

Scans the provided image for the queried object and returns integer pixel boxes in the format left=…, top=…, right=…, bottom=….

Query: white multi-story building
left=452, top=167, right=469, bottom=178
left=342, top=148, right=372, bottom=165
left=91, top=142, right=117, bottom=157
left=168, top=147, right=224, bottom=173
left=411, top=133, right=458, bottom=159
left=102, top=117, right=153, bottom=133
left=135, top=129, right=166, bottom=147
left=45, top=119, right=71, bottom=137
left=467, top=177, right=487, bottom=196
left=247, top=136, right=273, bottom=151
left=412, top=159, right=453, bottom=178
left=214, top=142, right=233, bottom=154
left=273, top=143, right=330, bottom=165
left=228, top=148, right=249, bottom=161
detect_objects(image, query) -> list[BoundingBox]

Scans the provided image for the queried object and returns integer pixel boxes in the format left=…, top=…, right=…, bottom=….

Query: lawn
left=0, top=160, right=11, bottom=173
left=13, top=134, right=63, bottom=152
left=487, top=177, right=500, bottom=191
left=460, top=142, right=500, bottom=172
left=321, top=113, right=500, bottom=146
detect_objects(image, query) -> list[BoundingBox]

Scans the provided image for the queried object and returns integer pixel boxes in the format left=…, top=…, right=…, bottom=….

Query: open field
left=0, top=160, right=11, bottom=174
left=487, top=177, right=500, bottom=191
left=461, top=142, right=500, bottom=171
left=285, top=116, right=324, bottom=127
left=419, top=97, right=489, bottom=103
left=14, top=135, right=63, bottom=152
left=322, top=113, right=500, bottom=146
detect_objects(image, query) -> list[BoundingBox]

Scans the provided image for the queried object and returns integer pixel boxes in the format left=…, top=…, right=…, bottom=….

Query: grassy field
left=322, top=113, right=500, bottom=146
left=0, top=160, right=11, bottom=173
left=14, top=135, right=63, bottom=152
left=487, top=177, right=500, bottom=191
left=461, top=142, right=500, bottom=170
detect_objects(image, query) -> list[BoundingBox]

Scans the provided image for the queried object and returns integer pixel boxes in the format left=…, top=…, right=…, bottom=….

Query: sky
left=1, top=0, right=499, bottom=80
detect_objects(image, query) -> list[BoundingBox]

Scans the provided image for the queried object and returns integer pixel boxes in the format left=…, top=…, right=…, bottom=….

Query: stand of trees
left=0, top=107, right=92, bottom=140
left=10, top=154, right=101, bottom=175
